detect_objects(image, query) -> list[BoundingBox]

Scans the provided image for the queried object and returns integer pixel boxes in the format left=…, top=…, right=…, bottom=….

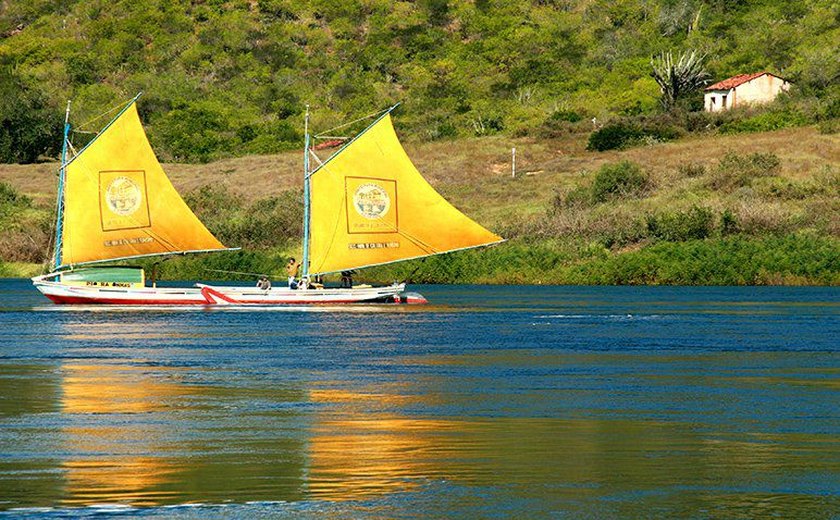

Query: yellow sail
left=58, top=100, right=228, bottom=267
left=308, top=113, right=503, bottom=275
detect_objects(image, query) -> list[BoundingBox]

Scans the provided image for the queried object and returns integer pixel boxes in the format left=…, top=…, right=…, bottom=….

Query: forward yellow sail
left=308, top=113, right=503, bottom=275
left=58, top=100, right=228, bottom=267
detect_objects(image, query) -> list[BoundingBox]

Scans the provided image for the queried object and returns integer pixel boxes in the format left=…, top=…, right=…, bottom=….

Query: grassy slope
left=1, top=126, right=838, bottom=284
left=3, top=0, right=838, bottom=164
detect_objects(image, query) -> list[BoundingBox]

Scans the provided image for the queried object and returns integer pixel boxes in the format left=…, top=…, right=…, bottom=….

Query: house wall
left=704, top=89, right=733, bottom=112
left=732, top=74, right=790, bottom=107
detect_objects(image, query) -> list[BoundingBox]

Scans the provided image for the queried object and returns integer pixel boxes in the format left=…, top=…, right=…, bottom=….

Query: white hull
left=32, top=276, right=425, bottom=305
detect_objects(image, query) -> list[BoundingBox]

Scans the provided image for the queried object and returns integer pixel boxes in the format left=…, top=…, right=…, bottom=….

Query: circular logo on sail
left=105, top=177, right=142, bottom=217
left=353, top=183, right=390, bottom=219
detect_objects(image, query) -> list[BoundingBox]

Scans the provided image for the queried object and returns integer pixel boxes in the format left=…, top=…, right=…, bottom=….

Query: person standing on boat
left=256, top=276, right=271, bottom=290
left=340, top=270, right=355, bottom=288
left=286, top=258, right=300, bottom=289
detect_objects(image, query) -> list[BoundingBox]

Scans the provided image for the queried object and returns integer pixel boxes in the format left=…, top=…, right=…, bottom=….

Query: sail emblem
left=353, top=183, right=391, bottom=220
left=106, top=177, right=143, bottom=216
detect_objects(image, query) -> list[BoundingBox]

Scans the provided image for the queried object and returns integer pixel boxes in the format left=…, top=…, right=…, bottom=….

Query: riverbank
left=1, top=126, right=837, bottom=285
left=4, top=233, right=837, bottom=285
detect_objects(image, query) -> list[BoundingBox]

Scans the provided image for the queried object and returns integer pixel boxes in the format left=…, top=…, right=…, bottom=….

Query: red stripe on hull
left=45, top=294, right=207, bottom=305
left=200, top=286, right=240, bottom=304
left=43, top=294, right=407, bottom=305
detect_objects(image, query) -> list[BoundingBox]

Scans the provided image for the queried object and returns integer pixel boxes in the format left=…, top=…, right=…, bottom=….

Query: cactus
left=650, top=49, right=710, bottom=110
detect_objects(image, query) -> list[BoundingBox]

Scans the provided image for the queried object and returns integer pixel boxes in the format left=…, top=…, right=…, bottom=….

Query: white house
left=704, top=72, right=791, bottom=112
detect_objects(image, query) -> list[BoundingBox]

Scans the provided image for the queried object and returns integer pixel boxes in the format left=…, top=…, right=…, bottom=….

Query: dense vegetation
left=1, top=0, right=838, bottom=162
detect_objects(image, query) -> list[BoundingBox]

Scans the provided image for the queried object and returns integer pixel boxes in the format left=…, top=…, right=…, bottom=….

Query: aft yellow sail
left=58, top=100, right=228, bottom=267
left=308, top=113, right=503, bottom=275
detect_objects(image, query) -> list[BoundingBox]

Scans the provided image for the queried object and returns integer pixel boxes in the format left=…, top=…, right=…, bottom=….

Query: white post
left=512, top=147, right=516, bottom=178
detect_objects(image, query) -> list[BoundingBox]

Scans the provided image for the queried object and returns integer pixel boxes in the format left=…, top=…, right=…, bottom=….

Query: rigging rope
left=75, top=99, right=131, bottom=133
left=402, top=257, right=428, bottom=285
left=203, top=268, right=286, bottom=279
left=313, top=107, right=391, bottom=139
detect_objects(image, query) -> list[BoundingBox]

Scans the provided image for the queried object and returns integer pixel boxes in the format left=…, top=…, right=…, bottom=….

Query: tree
left=0, top=62, right=61, bottom=163
left=650, top=49, right=710, bottom=110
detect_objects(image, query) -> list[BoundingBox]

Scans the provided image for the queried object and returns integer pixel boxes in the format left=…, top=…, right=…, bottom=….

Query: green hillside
left=1, top=0, right=839, bottom=162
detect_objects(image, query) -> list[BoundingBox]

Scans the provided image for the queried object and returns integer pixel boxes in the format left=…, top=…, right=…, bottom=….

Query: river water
left=0, top=279, right=838, bottom=518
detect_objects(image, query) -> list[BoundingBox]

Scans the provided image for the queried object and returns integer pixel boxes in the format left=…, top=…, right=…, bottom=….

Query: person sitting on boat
left=286, top=258, right=299, bottom=289
left=310, top=274, right=324, bottom=289
left=256, top=276, right=271, bottom=290
left=340, top=270, right=356, bottom=288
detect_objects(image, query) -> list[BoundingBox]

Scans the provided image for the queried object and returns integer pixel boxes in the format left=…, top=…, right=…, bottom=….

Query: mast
left=52, top=100, right=71, bottom=271
left=302, top=104, right=311, bottom=279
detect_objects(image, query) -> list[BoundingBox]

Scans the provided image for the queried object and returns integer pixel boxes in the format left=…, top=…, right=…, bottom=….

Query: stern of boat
left=395, top=291, right=428, bottom=304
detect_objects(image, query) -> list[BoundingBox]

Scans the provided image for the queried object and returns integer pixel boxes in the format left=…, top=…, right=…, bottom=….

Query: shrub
left=552, top=185, right=592, bottom=210
left=590, top=161, right=649, bottom=202
left=156, top=249, right=286, bottom=282
left=646, top=205, right=714, bottom=242
left=814, top=165, right=840, bottom=192
left=587, top=122, right=642, bottom=151
left=471, top=114, right=504, bottom=136
left=720, top=208, right=739, bottom=235
left=676, top=161, right=706, bottom=178
left=435, top=121, right=458, bottom=139
left=745, top=152, right=781, bottom=173
left=818, top=118, right=839, bottom=135
left=548, top=110, right=582, bottom=123
left=540, top=110, right=587, bottom=137
left=719, top=109, right=809, bottom=134
left=0, top=191, right=51, bottom=262
left=708, top=151, right=781, bottom=191
left=0, top=181, right=30, bottom=207
left=752, top=177, right=820, bottom=200
left=242, top=120, right=301, bottom=155
left=587, top=119, right=682, bottom=151
left=0, top=226, right=51, bottom=262
left=0, top=181, right=49, bottom=262
left=735, top=201, right=794, bottom=235
left=600, top=218, right=648, bottom=249
left=682, top=108, right=740, bottom=133
left=549, top=205, right=648, bottom=249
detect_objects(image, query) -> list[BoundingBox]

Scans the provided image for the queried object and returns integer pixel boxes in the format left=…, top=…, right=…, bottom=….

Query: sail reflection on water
left=50, top=319, right=310, bottom=507
left=307, top=388, right=457, bottom=500
left=59, top=363, right=183, bottom=506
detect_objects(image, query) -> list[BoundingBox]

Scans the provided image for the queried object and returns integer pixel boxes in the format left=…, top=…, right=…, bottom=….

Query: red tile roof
left=705, top=72, right=778, bottom=91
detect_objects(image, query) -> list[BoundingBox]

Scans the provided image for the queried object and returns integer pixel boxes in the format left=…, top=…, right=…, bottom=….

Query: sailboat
left=33, top=97, right=502, bottom=305
left=31, top=94, right=239, bottom=304
left=199, top=104, right=504, bottom=304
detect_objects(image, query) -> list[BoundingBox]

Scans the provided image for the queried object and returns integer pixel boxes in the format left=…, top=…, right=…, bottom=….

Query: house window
left=722, top=94, right=728, bottom=108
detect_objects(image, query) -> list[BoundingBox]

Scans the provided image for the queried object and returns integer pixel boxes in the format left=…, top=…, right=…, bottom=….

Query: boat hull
left=32, top=276, right=425, bottom=306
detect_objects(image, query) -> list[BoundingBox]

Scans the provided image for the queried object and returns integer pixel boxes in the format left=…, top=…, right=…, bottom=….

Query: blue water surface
left=0, top=279, right=838, bottom=518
